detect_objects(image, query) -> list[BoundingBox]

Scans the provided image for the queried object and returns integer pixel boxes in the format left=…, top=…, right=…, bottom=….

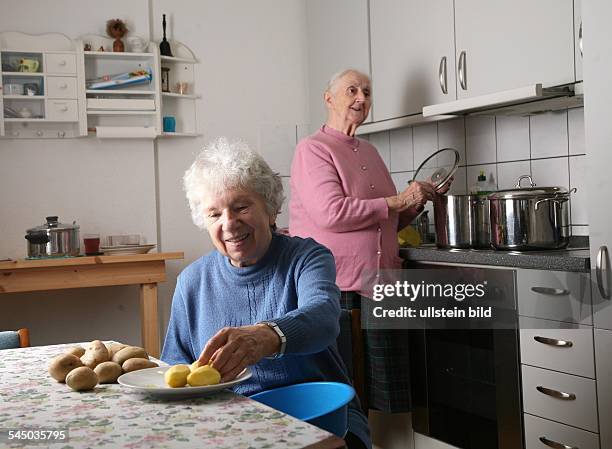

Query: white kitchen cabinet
left=0, top=32, right=86, bottom=139
left=369, top=0, right=456, bottom=121
left=595, top=329, right=612, bottom=449
left=453, top=0, right=575, bottom=99
left=305, top=0, right=371, bottom=132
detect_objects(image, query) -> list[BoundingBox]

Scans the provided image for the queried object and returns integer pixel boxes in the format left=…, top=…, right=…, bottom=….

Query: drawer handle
left=536, top=385, right=576, bottom=400
left=60, top=83, right=68, bottom=89
left=531, top=286, right=570, bottom=296
left=36, top=131, right=43, bottom=137
left=539, top=436, right=578, bottom=449
left=534, top=336, right=573, bottom=347
left=59, top=60, right=67, bottom=66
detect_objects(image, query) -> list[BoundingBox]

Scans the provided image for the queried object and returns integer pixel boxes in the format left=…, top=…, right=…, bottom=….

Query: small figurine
left=84, top=43, right=92, bottom=51
left=106, top=18, right=128, bottom=52
left=98, top=46, right=105, bottom=52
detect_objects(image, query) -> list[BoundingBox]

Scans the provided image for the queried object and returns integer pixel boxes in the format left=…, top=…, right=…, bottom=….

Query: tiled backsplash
left=366, top=107, right=588, bottom=236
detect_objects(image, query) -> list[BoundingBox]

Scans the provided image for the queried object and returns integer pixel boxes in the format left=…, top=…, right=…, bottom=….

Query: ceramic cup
left=163, top=116, right=176, bottom=133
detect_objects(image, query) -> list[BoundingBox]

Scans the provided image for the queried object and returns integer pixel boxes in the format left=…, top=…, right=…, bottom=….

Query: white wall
left=0, top=0, right=310, bottom=346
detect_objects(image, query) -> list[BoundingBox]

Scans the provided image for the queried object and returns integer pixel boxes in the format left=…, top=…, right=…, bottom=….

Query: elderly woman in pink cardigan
left=289, top=69, right=445, bottom=415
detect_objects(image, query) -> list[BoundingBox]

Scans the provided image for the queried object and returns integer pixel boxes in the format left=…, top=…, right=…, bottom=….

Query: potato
left=164, top=364, right=191, bottom=388
left=48, top=353, right=84, bottom=382
left=105, top=342, right=128, bottom=359
left=187, top=365, right=221, bottom=386
left=94, top=361, right=123, bottom=383
left=80, top=340, right=109, bottom=369
left=112, top=346, right=148, bottom=366
left=65, top=366, right=98, bottom=391
left=190, top=360, right=201, bottom=372
left=65, top=346, right=85, bottom=358
left=122, top=358, right=158, bottom=373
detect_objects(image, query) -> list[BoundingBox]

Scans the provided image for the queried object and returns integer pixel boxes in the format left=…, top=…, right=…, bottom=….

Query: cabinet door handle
left=597, top=245, right=611, bottom=299
left=539, top=436, right=578, bottom=449
left=458, top=50, right=467, bottom=90
left=579, top=22, right=583, bottom=57
left=530, top=286, right=570, bottom=296
left=60, top=83, right=68, bottom=89
left=36, top=131, right=43, bottom=137
left=59, top=60, right=67, bottom=66
left=439, top=56, right=448, bottom=94
left=536, top=385, right=576, bottom=400
left=534, top=336, right=573, bottom=347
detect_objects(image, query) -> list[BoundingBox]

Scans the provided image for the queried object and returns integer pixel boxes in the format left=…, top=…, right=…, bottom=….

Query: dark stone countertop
left=399, top=245, right=591, bottom=272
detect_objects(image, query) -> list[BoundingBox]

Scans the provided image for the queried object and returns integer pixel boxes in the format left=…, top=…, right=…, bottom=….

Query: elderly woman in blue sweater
left=161, top=137, right=371, bottom=449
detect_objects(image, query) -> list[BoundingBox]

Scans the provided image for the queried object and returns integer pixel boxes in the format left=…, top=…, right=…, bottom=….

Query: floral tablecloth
left=0, top=343, right=338, bottom=449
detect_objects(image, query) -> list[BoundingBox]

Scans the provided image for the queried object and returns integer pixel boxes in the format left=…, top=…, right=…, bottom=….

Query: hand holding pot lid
left=412, top=148, right=460, bottom=193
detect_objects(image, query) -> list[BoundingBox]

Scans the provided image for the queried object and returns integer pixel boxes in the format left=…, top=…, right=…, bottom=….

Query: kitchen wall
left=363, top=107, right=588, bottom=237
left=0, top=0, right=309, bottom=345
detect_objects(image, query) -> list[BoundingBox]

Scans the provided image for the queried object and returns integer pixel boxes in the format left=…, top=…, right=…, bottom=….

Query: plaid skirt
left=340, top=291, right=412, bottom=413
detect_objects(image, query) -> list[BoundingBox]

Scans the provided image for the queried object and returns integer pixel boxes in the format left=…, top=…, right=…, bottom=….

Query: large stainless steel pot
left=489, top=175, right=575, bottom=250
left=25, top=216, right=80, bottom=258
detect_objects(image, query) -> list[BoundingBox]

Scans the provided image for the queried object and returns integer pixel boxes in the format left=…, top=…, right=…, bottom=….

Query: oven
left=408, top=266, right=523, bottom=449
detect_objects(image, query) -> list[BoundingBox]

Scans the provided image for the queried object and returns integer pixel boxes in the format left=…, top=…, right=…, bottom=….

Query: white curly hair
left=183, top=137, right=285, bottom=230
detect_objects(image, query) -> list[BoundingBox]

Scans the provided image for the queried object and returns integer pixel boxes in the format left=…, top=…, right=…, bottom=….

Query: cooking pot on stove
left=489, top=175, right=575, bottom=250
left=25, top=216, right=80, bottom=258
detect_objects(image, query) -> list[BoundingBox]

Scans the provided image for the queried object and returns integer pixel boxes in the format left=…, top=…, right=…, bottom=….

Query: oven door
left=410, top=267, right=523, bottom=449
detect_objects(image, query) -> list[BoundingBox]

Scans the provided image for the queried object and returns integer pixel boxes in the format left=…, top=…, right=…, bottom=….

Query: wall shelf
left=3, top=95, right=45, bottom=100
left=160, top=131, right=200, bottom=137
left=2, top=72, right=44, bottom=77
left=162, top=92, right=199, bottom=99
left=84, top=51, right=154, bottom=59
left=86, top=89, right=155, bottom=95
left=161, top=55, right=198, bottom=64
left=87, top=110, right=157, bottom=115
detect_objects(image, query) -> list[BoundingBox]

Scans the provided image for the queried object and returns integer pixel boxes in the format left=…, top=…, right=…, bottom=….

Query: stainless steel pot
left=433, top=194, right=491, bottom=248
left=25, top=216, right=80, bottom=258
left=433, top=194, right=474, bottom=248
left=489, top=175, right=575, bottom=250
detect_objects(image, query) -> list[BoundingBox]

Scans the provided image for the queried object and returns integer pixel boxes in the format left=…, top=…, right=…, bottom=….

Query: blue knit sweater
left=161, top=233, right=371, bottom=448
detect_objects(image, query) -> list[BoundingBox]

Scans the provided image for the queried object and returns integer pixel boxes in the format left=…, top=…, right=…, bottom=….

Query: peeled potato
left=66, top=366, right=98, bottom=391
left=187, top=365, right=221, bottom=386
left=164, top=364, right=191, bottom=387
left=190, top=360, right=201, bottom=372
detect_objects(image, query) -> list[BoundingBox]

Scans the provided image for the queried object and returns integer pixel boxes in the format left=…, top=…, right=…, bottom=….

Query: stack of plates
left=99, top=244, right=156, bottom=255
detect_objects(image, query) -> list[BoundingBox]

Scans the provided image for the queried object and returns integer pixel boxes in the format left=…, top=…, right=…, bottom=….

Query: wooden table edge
left=303, top=435, right=346, bottom=449
left=0, top=252, right=184, bottom=270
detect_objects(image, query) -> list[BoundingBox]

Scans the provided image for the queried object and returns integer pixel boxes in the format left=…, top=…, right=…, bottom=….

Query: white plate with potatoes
left=117, top=366, right=252, bottom=397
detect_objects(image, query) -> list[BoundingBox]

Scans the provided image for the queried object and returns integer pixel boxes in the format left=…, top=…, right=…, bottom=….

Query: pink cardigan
left=289, top=125, right=404, bottom=294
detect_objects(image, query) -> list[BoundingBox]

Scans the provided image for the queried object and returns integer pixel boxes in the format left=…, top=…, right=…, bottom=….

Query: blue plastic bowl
left=250, top=382, right=355, bottom=437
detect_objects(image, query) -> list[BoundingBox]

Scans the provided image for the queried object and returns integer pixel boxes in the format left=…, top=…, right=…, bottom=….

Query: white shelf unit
left=82, top=36, right=161, bottom=138
left=158, top=42, right=200, bottom=137
left=0, top=32, right=86, bottom=139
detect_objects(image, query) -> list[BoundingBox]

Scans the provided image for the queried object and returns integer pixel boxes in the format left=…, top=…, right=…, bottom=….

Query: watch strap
left=259, top=321, right=286, bottom=359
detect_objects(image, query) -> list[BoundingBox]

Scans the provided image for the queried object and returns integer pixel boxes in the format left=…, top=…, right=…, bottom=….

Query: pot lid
left=26, top=216, right=79, bottom=233
left=488, top=175, right=571, bottom=199
left=412, top=148, right=460, bottom=192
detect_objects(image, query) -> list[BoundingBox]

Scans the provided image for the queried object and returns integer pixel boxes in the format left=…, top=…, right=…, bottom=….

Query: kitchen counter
left=400, top=245, right=591, bottom=272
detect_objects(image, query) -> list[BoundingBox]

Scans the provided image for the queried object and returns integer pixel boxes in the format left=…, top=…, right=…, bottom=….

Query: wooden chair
left=0, top=328, right=30, bottom=349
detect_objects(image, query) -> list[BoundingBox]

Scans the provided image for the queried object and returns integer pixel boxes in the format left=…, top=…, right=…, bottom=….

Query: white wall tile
left=465, top=116, right=496, bottom=165
left=497, top=160, right=531, bottom=190
left=389, top=126, right=414, bottom=172
left=530, top=110, right=569, bottom=158
left=496, top=116, right=530, bottom=162
left=467, top=164, right=497, bottom=192
left=569, top=155, right=589, bottom=225
left=369, top=131, right=391, bottom=170
left=531, top=157, right=570, bottom=190
left=413, top=123, right=438, bottom=168
left=448, top=166, right=467, bottom=195
left=438, top=118, right=466, bottom=166
left=572, top=225, right=589, bottom=236
left=568, top=107, right=586, bottom=155
left=391, top=171, right=413, bottom=194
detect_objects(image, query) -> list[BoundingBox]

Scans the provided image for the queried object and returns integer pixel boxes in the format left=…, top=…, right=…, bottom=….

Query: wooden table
left=0, top=343, right=346, bottom=449
left=0, top=252, right=183, bottom=358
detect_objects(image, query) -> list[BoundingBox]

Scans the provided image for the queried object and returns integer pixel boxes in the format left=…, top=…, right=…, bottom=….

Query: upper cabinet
left=0, top=32, right=86, bottom=139
left=453, top=0, right=575, bottom=99
left=305, top=0, right=371, bottom=132
left=306, top=1, right=579, bottom=130
left=370, top=0, right=456, bottom=122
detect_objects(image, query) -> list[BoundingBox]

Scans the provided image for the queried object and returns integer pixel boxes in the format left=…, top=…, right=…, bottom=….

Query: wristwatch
left=258, top=321, right=287, bottom=359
